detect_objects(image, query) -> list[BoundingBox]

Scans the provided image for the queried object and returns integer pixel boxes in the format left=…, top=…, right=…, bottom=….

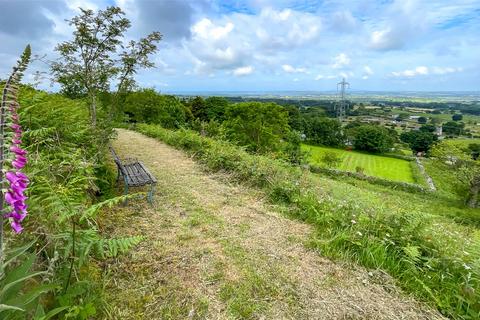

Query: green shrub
left=124, top=88, right=186, bottom=128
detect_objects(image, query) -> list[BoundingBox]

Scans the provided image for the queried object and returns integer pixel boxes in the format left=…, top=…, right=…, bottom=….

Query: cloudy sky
left=1, top=0, right=479, bottom=92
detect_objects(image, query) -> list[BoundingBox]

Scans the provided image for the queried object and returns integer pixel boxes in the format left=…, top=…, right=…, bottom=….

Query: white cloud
left=255, top=7, right=321, bottom=51
left=391, top=66, right=428, bottom=78
left=363, top=66, right=373, bottom=75
left=282, top=64, right=306, bottom=73
left=315, top=74, right=337, bottom=80
left=332, top=53, right=350, bottom=69
left=391, top=66, right=429, bottom=77
left=233, top=65, right=254, bottom=76
left=191, top=18, right=234, bottom=40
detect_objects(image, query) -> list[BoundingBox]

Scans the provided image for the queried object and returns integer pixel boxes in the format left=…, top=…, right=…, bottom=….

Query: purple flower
left=10, top=220, right=23, bottom=233
left=10, top=146, right=27, bottom=156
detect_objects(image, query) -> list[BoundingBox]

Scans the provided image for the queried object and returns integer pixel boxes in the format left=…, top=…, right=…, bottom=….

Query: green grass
left=302, top=144, right=415, bottom=183
left=135, top=124, right=480, bottom=319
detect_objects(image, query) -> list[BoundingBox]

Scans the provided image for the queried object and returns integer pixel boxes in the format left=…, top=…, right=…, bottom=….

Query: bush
left=321, top=151, right=341, bottom=168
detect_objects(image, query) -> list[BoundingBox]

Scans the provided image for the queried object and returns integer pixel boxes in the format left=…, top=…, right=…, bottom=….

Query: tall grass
left=136, top=123, right=480, bottom=319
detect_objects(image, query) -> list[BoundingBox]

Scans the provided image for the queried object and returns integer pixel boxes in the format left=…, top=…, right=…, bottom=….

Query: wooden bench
left=110, top=147, right=157, bottom=204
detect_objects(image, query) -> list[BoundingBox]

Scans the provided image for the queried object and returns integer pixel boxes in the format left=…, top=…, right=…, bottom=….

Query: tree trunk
left=90, top=93, right=97, bottom=128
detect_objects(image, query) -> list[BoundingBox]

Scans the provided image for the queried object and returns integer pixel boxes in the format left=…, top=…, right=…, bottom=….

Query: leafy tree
left=351, top=125, right=394, bottom=153
left=124, top=89, right=185, bottom=129
left=51, top=6, right=161, bottom=127
left=419, top=124, right=436, bottom=133
left=205, top=96, right=229, bottom=121
left=223, top=102, right=290, bottom=153
left=284, top=105, right=303, bottom=131
left=400, top=131, right=437, bottom=153
left=417, top=116, right=427, bottom=124
left=188, top=96, right=208, bottom=121
left=304, top=117, right=344, bottom=147
left=432, top=141, right=480, bottom=207
left=442, top=121, right=464, bottom=136
left=452, top=114, right=463, bottom=121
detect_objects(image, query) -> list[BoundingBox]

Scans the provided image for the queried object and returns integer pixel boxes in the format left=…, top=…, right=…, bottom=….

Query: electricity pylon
left=335, top=78, right=350, bottom=120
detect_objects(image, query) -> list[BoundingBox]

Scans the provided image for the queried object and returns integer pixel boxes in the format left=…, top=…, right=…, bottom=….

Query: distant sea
left=166, top=90, right=480, bottom=101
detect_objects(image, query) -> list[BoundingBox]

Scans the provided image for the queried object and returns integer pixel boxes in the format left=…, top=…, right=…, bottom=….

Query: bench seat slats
left=110, top=146, right=157, bottom=205
left=123, top=162, right=154, bottom=187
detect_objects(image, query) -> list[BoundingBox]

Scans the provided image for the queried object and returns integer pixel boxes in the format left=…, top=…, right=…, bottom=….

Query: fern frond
left=96, top=236, right=144, bottom=258
left=80, top=193, right=142, bottom=222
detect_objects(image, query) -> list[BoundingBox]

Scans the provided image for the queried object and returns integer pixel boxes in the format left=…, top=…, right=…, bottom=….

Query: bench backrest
left=109, top=147, right=127, bottom=176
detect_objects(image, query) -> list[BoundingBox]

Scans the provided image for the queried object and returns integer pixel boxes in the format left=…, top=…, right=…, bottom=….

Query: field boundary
left=415, top=157, right=436, bottom=191
left=308, top=165, right=431, bottom=194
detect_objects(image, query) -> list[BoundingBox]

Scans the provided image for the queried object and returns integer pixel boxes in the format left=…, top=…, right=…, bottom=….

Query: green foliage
left=223, top=101, right=290, bottom=154
left=350, top=124, right=395, bottom=153
left=283, top=105, right=303, bottom=131
left=205, top=96, right=229, bottom=121
left=468, top=143, right=480, bottom=160
left=321, top=151, right=341, bottom=168
left=187, top=96, right=208, bottom=122
left=136, top=123, right=480, bottom=319
left=418, top=116, right=428, bottom=124
left=431, top=140, right=480, bottom=207
left=443, top=121, right=465, bottom=136
left=0, top=242, right=55, bottom=320
left=124, top=89, right=186, bottom=128
left=8, top=85, right=143, bottom=317
left=452, top=114, right=463, bottom=121
left=400, top=131, right=438, bottom=153
left=420, top=124, right=436, bottom=133
left=51, top=6, right=161, bottom=126
left=303, top=117, right=344, bottom=147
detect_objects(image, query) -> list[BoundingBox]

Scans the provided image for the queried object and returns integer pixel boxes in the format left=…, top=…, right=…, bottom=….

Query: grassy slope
left=302, top=144, right=415, bottom=183
left=135, top=124, right=480, bottom=319
left=102, top=129, right=442, bottom=319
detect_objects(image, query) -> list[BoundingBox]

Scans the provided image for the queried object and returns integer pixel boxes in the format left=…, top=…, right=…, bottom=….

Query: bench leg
left=123, top=182, right=129, bottom=206
left=147, top=184, right=156, bottom=205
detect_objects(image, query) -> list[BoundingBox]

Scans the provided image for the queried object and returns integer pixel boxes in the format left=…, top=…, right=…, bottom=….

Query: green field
left=302, top=144, right=415, bottom=183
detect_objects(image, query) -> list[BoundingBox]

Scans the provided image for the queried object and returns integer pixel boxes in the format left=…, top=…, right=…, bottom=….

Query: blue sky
left=1, top=0, right=479, bottom=92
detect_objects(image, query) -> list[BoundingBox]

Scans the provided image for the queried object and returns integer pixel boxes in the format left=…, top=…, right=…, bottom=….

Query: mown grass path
left=102, top=129, right=443, bottom=319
